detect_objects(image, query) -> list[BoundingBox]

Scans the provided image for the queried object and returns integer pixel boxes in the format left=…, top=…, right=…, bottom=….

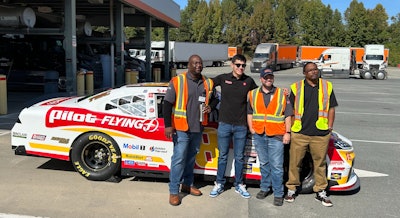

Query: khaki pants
left=286, top=132, right=331, bottom=192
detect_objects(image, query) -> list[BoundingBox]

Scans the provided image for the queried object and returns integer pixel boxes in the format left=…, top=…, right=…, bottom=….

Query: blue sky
left=174, top=0, right=399, bottom=19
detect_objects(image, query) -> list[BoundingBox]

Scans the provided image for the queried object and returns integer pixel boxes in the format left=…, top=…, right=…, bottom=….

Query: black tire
left=299, top=152, right=315, bottom=194
left=375, top=71, right=386, bottom=80
left=71, top=132, right=121, bottom=181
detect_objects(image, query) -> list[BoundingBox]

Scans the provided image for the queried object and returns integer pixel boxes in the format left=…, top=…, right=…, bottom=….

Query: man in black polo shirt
left=284, top=62, right=338, bottom=207
left=209, top=54, right=258, bottom=199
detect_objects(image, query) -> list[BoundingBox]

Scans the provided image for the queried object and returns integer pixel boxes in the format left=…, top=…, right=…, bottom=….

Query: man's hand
left=203, top=105, right=211, bottom=113
left=164, top=127, right=175, bottom=139
left=283, top=133, right=291, bottom=144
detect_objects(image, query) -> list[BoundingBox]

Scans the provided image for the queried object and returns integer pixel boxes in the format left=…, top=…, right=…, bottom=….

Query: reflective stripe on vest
left=172, top=72, right=214, bottom=131
left=249, top=87, right=286, bottom=136
left=291, top=79, right=332, bottom=132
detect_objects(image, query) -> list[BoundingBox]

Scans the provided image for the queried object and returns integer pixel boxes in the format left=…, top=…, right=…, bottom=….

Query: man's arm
left=328, top=107, right=335, bottom=132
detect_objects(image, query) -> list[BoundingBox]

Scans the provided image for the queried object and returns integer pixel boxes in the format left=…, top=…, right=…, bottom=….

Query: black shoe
left=273, top=197, right=284, bottom=206
left=284, top=189, right=296, bottom=203
left=315, top=190, right=333, bottom=207
left=256, top=190, right=269, bottom=199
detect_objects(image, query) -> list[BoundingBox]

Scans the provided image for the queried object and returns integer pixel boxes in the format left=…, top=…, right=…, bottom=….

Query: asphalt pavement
left=0, top=66, right=400, bottom=217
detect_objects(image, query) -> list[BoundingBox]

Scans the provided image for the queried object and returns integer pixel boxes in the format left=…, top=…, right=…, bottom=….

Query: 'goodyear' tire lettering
left=71, top=132, right=121, bottom=181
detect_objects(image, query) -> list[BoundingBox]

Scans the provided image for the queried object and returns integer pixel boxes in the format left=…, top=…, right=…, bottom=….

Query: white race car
left=11, top=83, right=359, bottom=193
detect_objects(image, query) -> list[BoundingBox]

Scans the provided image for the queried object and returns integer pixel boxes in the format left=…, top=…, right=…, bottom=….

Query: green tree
left=297, top=0, right=327, bottom=45
left=191, top=0, right=210, bottom=42
left=273, top=0, right=291, bottom=44
left=177, top=0, right=200, bottom=41
left=247, top=0, right=273, bottom=46
left=208, top=0, right=224, bottom=43
left=328, top=9, right=346, bottom=46
left=344, top=0, right=369, bottom=46
left=387, top=14, right=400, bottom=66
left=366, top=4, right=389, bottom=44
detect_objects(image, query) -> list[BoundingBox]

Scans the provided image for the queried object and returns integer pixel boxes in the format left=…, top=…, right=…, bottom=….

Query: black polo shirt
left=213, top=72, right=257, bottom=126
left=289, top=79, right=338, bottom=136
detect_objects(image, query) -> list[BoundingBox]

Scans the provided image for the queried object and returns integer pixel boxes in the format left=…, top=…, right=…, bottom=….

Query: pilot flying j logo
left=45, top=107, right=159, bottom=133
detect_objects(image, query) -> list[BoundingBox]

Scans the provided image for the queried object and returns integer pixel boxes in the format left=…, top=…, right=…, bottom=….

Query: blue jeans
left=216, top=122, right=248, bottom=186
left=169, top=131, right=202, bottom=194
left=253, top=134, right=284, bottom=197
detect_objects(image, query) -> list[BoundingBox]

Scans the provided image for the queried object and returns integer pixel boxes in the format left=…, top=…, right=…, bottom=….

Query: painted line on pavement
left=0, top=213, right=48, bottom=218
left=0, top=131, right=10, bottom=136
left=337, top=111, right=400, bottom=117
left=350, top=139, right=400, bottom=145
left=339, top=99, right=399, bottom=104
left=354, top=169, right=388, bottom=177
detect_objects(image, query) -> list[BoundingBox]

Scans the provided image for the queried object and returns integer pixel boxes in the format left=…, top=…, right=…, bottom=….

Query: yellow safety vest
left=291, top=78, right=332, bottom=132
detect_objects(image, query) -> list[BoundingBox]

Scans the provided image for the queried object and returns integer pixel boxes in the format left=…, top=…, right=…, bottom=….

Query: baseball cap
left=260, top=68, right=274, bottom=78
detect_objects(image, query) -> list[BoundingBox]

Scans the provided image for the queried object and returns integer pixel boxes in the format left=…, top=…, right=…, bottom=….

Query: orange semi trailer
left=297, top=46, right=332, bottom=65
left=228, top=47, right=242, bottom=59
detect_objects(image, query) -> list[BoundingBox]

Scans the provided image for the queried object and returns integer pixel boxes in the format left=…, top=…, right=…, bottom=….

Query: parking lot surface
left=0, top=65, right=399, bottom=217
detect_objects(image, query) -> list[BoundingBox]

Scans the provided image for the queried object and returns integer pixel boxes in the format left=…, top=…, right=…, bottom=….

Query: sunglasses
left=234, top=63, right=246, bottom=68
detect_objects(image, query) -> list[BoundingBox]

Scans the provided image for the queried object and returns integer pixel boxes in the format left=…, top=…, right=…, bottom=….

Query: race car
left=11, top=83, right=359, bottom=193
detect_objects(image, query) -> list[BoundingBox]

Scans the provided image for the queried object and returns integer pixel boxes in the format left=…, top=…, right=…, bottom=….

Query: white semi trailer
left=151, top=41, right=228, bottom=69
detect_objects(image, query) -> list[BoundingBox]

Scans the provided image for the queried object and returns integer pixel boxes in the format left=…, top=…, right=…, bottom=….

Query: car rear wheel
left=71, top=132, right=121, bottom=181
left=299, top=152, right=315, bottom=194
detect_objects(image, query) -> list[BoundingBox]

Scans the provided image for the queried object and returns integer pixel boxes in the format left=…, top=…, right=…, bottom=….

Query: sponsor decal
left=51, top=137, right=70, bottom=144
left=330, top=161, right=344, bottom=165
left=149, top=108, right=154, bottom=113
left=331, top=172, right=342, bottom=180
left=224, top=80, right=232, bottom=84
left=147, top=163, right=159, bottom=168
left=346, top=153, right=353, bottom=161
left=149, top=146, right=167, bottom=153
left=125, top=154, right=146, bottom=160
left=332, top=167, right=346, bottom=171
left=12, top=132, right=27, bottom=138
left=123, top=143, right=145, bottom=150
left=88, top=91, right=111, bottom=102
left=45, top=107, right=163, bottom=139
left=124, top=160, right=135, bottom=165
left=40, top=97, right=73, bottom=106
left=244, top=163, right=253, bottom=173
left=145, top=156, right=153, bottom=162
left=136, top=162, right=147, bottom=166
left=31, top=134, right=46, bottom=141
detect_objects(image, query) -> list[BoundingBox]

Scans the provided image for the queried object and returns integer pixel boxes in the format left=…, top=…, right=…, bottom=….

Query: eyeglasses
left=234, top=63, right=246, bottom=68
left=305, top=68, right=318, bottom=73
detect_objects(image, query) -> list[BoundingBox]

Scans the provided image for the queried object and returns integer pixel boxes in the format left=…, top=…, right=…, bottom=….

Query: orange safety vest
left=171, top=72, right=214, bottom=131
left=291, top=78, right=332, bottom=132
left=248, top=87, right=287, bottom=136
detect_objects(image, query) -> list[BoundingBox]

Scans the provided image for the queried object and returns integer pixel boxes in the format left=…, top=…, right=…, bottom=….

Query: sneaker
left=256, top=190, right=269, bottom=199
left=284, top=189, right=296, bottom=203
left=209, top=182, right=224, bottom=198
left=273, top=197, right=284, bottom=206
left=235, top=184, right=251, bottom=199
left=315, top=190, right=333, bottom=207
